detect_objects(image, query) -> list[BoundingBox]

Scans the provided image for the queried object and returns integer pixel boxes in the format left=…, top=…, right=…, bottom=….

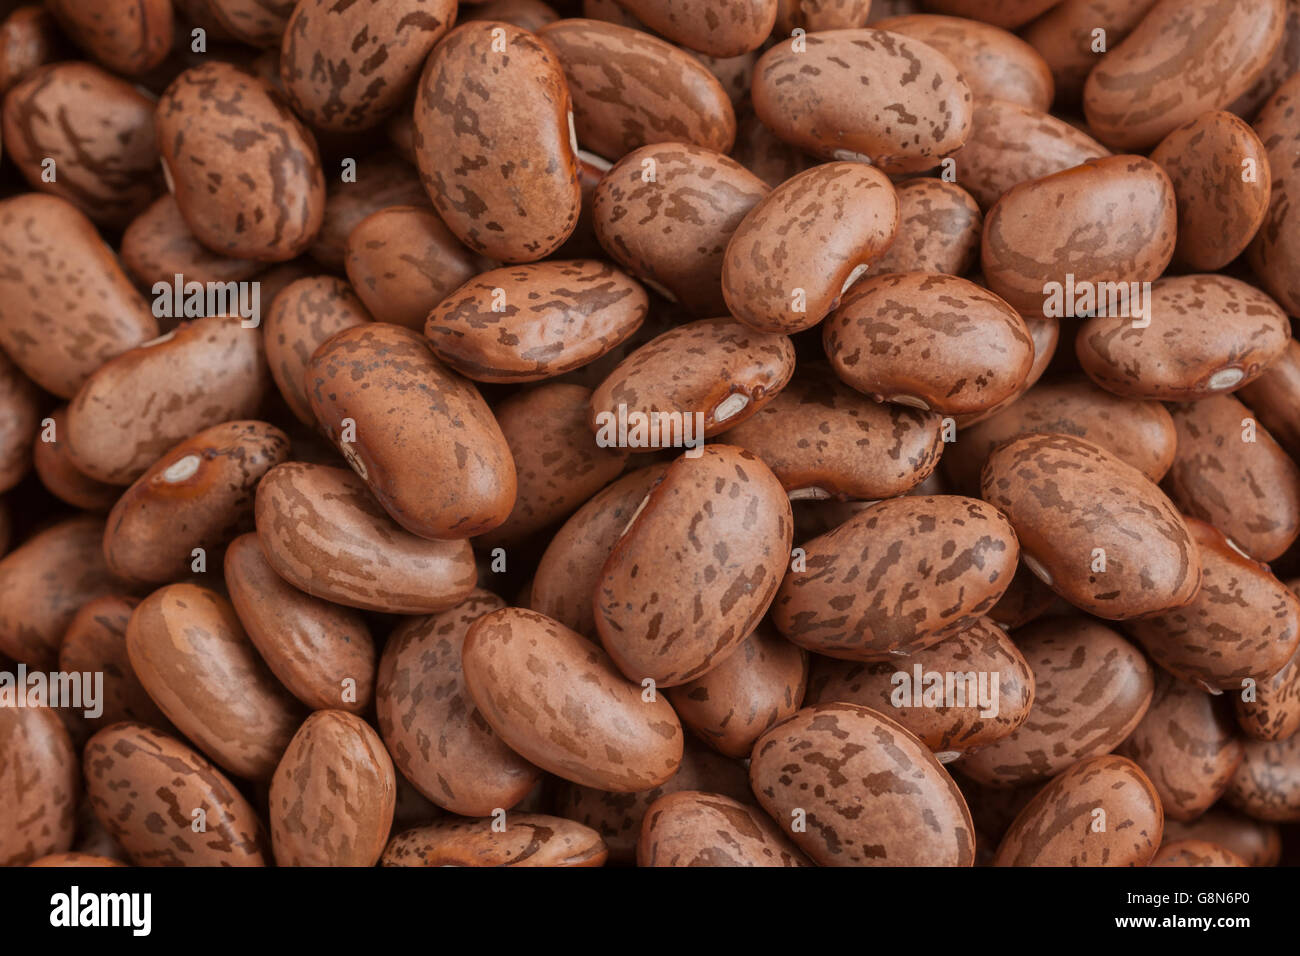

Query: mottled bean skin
left=1150, top=840, right=1249, bottom=867
left=121, top=195, right=264, bottom=290
left=104, top=421, right=289, bottom=584
left=993, top=755, right=1163, bottom=866
left=45, top=0, right=172, bottom=75
left=807, top=616, right=1034, bottom=759
left=59, top=595, right=170, bottom=730
left=538, top=19, right=735, bottom=161
left=0, top=516, right=121, bottom=669
left=1083, top=0, right=1286, bottom=151
left=593, top=143, right=769, bottom=315
left=639, top=791, right=811, bottom=867
left=0, top=350, right=38, bottom=494
left=1127, top=518, right=1300, bottom=691
left=425, top=260, right=648, bottom=383
left=1116, top=671, right=1243, bottom=821
left=281, top=0, right=454, bottom=132
left=729, top=111, right=814, bottom=189
left=269, top=710, right=395, bottom=867
left=83, top=723, right=269, bottom=866
left=0, top=706, right=78, bottom=866
left=254, top=462, right=477, bottom=614
left=980, top=433, right=1201, bottom=619
left=376, top=590, right=542, bottom=817
left=590, top=318, right=795, bottom=441
left=750, top=702, right=977, bottom=866
left=773, top=495, right=1018, bottom=661
left=943, top=377, right=1177, bottom=495
left=1164, top=808, right=1282, bottom=865
left=1076, top=276, right=1290, bottom=401
left=923, top=0, right=1059, bottom=29
left=382, top=814, right=608, bottom=867
left=724, top=372, right=943, bottom=501
left=665, top=623, right=808, bottom=758
left=752, top=29, right=973, bottom=174
left=1231, top=0, right=1300, bottom=117
left=1149, top=111, right=1273, bottom=271
left=774, top=0, right=873, bottom=33
left=462, top=607, right=685, bottom=791
left=32, top=407, right=121, bottom=512
left=1164, top=394, right=1300, bottom=561
left=343, top=206, right=479, bottom=331
left=1249, top=73, right=1300, bottom=315
left=875, top=14, right=1054, bottom=111
left=414, top=22, right=581, bottom=262
left=265, top=276, right=372, bottom=426
left=615, top=0, right=776, bottom=56
left=1239, top=340, right=1300, bottom=463
left=0, top=193, right=158, bottom=398
left=1225, top=735, right=1300, bottom=821
left=0, top=7, right=64, bottom=94
left=1021, top=0, right=1160, bottom=105
left=66, top=315, right=270, bottom=485
left=722, top=163, right=899, bottom=334
left=464, top=0, right=560, bottom=31
left=950, top=99, right=1110, bottom=210
left=127, top=583, right=305, bottom=781
left=958, top=617, right=1152, bottom=787
left=981, top=155, right=1177, bottom=315
left=531, top=464, right=667, bottom=638
left=482, top=384, right=627, bottom=547
left=596, top=445, right=793, bottom=686
left=1236, top=582, right=1300, bottom=739
left=224, top=533, right=376, bottom=714
left=309, top=152, right=429, bottom=271
left=2, top=62, right=160, bottom=227
left=308, top=323, right=516, bottom=540
left=823, top=273, right=1034, bottom=416
left=870, top=179, right=982, bottom=276
left=156, top=63, right=326, bottom=262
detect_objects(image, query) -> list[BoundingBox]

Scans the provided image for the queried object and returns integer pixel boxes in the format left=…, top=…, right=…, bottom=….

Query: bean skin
left=121, top=195, right=265, bottom=290
left=58, top=595, right=171, bottom=731
left=1225, top=734, right=1300, bottom=822
left=1249, top=72, right=1300, bottom=317
left=1149, top=840, right=1249, bottom=867
left=45, top=0, right=172, bottom=75
left=382, top=814, right=608, bottom=867
left=638, top=791, right=811, bottom=867
left=0, top=706, right=78, bottom=866
left=869, top=179, right=982, bottom=277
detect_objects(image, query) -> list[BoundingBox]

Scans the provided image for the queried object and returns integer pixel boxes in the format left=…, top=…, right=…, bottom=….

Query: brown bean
left=0, top=516, right=121, bottom=668
left=224, top=533, right=376, bottom=714
left=590, top=317, right=795, bottom=442
left=0, top=705, right=78, bottom=866
left=752, top=29, right=973, bottom=174
left=1164, top=394, right=1300, bottom=560
left=615, top=0, right=776, bottom=56
left=1083, top=0, right=1286, bottom=151
left=824, top=272, right=1034, bottom=416
left=254, top=462, right=477, bottom=614
left=31, top=408, right=120, bottom=511
left=121, top=195, right=265, bottom=290
left=980, top=433, right=1201, bottom=619
left=1127, top=517, right=1300, bottom=691
left=1238, top=339, right=1300, bottom=464
left=376, top=590, right=543, bottom=816
left=722, top=162, right=899, bottom=334
left=1076, top=275, right=1290, bottom=401
left=1021, top=0, right=1160, bottom=105
left=772, top=495, right=1019, bottom=660
left=750, top=702, right=977, bottom=866
left=462, top=607, right=685, bottom=791
left=269, top=710, right=395, bottom=867
left=1225, top=734, right=1300, bottom=822
left=382, top=813, right=608, bottom=867
left=638, top=791, right=811, bottom=867
left=58, top=595, right=169, bottom=730
left=308, top=323, right=516, bottom=540
left=537, top=18, right=736, bottom=161
left=1116, top=670, right=1243, bottom=822
left=343, top=206, right=479, bottom=331
left=593, top=143, right=769, bottom=315
left=264, top=276, right=372, bottom=426
left=596, top=445, right=792, bottom=686
left=2, top=62, right=160, bottom=227
left=281, top=0, right=454, bottom=133
left=156, top=62, right=326, bottom=262
left=729, top=110, right=813, bottom=189
left=126, top=583, right=305, bottom=780
left=774, top=0, right=872, bottom=33
left=66, top=316, right=270, bottom=485
left=414, top=22, right=581, bottom=262
left=531, top=464, right=667, bottom=638
left=1249, top=72, right=1300, bottom=315
left=1162, top=808, right=1282, bottom=866
left=202, top=0, right=296, bottom=48
left=83, top=722, right=269, bottom=866
left=993, top=755, right=1162, bottom=866
left=425, top=259, right=647, bottom=383
left=308, top=152, right=429, bottom=271
left=28, top=852, right=126, bottom=868
left=0, top=193, right=158, bottom=398
left=0, top=6, right=64, bottom=94
left=1235, top=591, right=1300, bottom=740
left=1149, top=840, right=1249, bottom=867
left=724, top=371, right=944, bottom=500
left=1149, top=111, right=1273, bottom=271
left=45, top=0, right=172, bottom=75
left=464, top=0, right=560, bottom=31
left=807, top=616, right=1035, bottom=761
left=0, top=348, right=38, bottom=493
left=870, top=179, right=982, bottom=277
left=922, top=0, right=1060, bottom=29
left=104, top=421, right=289, bottom=584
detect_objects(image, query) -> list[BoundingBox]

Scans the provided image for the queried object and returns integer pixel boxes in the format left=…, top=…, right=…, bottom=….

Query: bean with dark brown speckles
left=382, top=813, right=608, bottom=867
left=638, top=790, right=811, bottom=866
left=0, top=705, right=78, bottom=866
